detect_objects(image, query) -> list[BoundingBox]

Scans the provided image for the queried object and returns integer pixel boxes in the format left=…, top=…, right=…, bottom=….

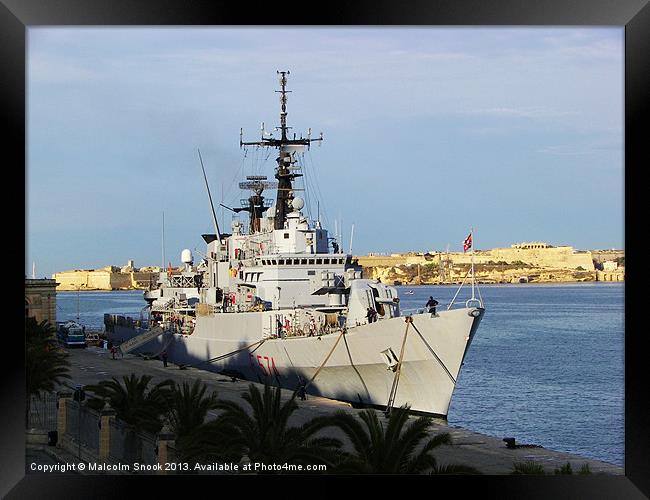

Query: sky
left=26, top=27, right=624, bottom=278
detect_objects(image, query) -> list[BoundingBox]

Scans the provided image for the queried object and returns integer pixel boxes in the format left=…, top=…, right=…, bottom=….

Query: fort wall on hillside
left=358, top=245, right=595, bottom=271
left=356, top=243, right=624, bottom=285
left=53, top=263, right=162, bottom=291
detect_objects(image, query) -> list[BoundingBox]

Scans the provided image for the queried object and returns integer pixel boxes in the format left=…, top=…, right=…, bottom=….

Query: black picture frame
left=5, top=0, right=647, bottom=497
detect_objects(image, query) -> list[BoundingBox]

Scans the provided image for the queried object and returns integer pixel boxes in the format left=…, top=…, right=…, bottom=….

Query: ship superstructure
left=106, top=72, right=484, bottom=416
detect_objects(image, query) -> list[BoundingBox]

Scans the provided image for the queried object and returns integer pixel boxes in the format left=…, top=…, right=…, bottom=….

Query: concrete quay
left=54, top=346, right=623, bottom=475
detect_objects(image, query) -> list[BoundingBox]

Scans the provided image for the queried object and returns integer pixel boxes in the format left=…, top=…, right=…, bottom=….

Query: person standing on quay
left=161, top=350, right=168, bottom=368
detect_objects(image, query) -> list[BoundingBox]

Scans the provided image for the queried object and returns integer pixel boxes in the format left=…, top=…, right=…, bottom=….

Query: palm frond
left=431, top=464, right=483, bottom=475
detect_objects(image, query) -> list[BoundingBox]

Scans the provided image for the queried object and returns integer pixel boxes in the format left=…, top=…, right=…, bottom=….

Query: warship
left=105, top=71, right=485, bottom=416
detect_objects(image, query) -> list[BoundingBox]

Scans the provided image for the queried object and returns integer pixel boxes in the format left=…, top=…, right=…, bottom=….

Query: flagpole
left=471, top=227, right=475, bottom=301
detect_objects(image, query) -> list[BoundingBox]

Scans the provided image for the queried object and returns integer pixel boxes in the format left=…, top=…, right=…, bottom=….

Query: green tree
left=85, top=374, right=174, bottom=434
left=183, top=383, right=342, bottom=470
left=25, top=318, right=71, bottom=426
left=167, top=379, right=219, bottom=438
left=166, top=379, right=220, bottom=462
left=315, top=405, right=478, bottom=474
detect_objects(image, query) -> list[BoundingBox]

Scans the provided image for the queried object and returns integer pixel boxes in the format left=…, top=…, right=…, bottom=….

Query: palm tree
left=183, top=383, right=342, bottom=470
left=167, top=379, right=219, bottom=438
left=166, top=379, right=220, bottom=462
left=315, top=405, right=476, bottom=474
left=25, top=318, right=71, bottom=427
left=85, top=373, right=175, bottom=434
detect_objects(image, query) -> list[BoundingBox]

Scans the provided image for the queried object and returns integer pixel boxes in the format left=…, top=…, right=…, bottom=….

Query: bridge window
left=284, top=233, right=289, bottom=239
left=279, top=259, right=285, bottom=265
left=308, top=259, right=314, bottom=265
left=324, top=258, right=330, bottom=264
left=301, top=259, right=307, bottom=265
left=316, top=259, right=322, bottom=264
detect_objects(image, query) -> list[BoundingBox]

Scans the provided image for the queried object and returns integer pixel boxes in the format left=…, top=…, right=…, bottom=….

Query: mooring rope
left=288, top=328, right=347, bottom=402
left=409, top=321, right=456, bottom=385
left=178, top=338, right=266, bottom=370
left=304, top=328, right=346, bottom=390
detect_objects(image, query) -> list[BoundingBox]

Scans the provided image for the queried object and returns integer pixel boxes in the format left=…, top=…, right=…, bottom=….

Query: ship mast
left=240, top=71, right=323, bottom=230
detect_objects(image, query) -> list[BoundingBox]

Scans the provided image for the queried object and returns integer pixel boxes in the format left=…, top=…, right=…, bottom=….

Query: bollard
left=503, top=437, right=516, bottom=449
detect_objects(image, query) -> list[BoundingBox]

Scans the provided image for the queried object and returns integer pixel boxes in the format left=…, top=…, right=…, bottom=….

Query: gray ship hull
left=109, top=306, right=483, bottom=416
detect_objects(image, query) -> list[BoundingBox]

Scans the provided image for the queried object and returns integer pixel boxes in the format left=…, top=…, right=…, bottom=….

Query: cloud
left=460, top=107, right=578, bottom=119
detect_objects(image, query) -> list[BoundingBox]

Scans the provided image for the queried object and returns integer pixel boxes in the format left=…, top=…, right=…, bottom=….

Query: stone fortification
left=356, top=243, right=623, bottom=285
left=358, top=244, right=595, bottom=272
left=465, top=245, right=595, bottom=270
left=53, top=262, right=162, bottom=291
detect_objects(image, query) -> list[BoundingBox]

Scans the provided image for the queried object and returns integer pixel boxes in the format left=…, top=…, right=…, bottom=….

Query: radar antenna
left=240, top=71, right=323, bottom=229
left=235, top=175, right=278, bottom=233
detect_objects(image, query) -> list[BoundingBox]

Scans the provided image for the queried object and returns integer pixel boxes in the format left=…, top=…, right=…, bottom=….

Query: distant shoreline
left=56, top=281, right=624, bottom=293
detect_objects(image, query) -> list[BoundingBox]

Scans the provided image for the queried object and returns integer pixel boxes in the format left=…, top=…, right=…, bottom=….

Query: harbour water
left=56, top=282, right=624, bottom=466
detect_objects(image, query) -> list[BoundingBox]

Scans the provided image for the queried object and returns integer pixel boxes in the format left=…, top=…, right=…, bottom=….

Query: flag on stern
left=463, top=233, right=473, bottom=253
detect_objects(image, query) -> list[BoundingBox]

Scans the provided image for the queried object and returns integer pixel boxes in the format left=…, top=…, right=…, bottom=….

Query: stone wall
left=53, top=269, right=113, bottom=291
left=591, top=250, right=625, bottom=264
left=357, top=245, right=595, bottom=273
left=25, top=278, right=58, bottom=325
left=471, top=246, right=594, bottom=270
left=53, top=269, right=159, bottom=291
left=596, top=270, right=625, bottom=282
left=57, top=394, right=176, bottom=474
left=355, top=244, right=621, bottom=285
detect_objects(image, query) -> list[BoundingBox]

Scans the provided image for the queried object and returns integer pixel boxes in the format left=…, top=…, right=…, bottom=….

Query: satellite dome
left=292, top=197, right=305, bottom=210
left=181, top=249, right=193, bottom=264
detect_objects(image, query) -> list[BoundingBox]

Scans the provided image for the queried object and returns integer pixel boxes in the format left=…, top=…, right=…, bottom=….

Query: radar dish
left=292, top=197, right=305, bottom=210
left=181, top=249, right=193, bottom=264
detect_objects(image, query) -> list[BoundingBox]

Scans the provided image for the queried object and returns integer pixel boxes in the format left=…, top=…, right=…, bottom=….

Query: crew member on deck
left=426, top=296, right=439, bottom=317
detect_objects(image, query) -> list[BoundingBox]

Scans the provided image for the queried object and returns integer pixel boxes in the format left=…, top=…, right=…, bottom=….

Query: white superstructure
left=108, top=72, right=484, bottom=416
